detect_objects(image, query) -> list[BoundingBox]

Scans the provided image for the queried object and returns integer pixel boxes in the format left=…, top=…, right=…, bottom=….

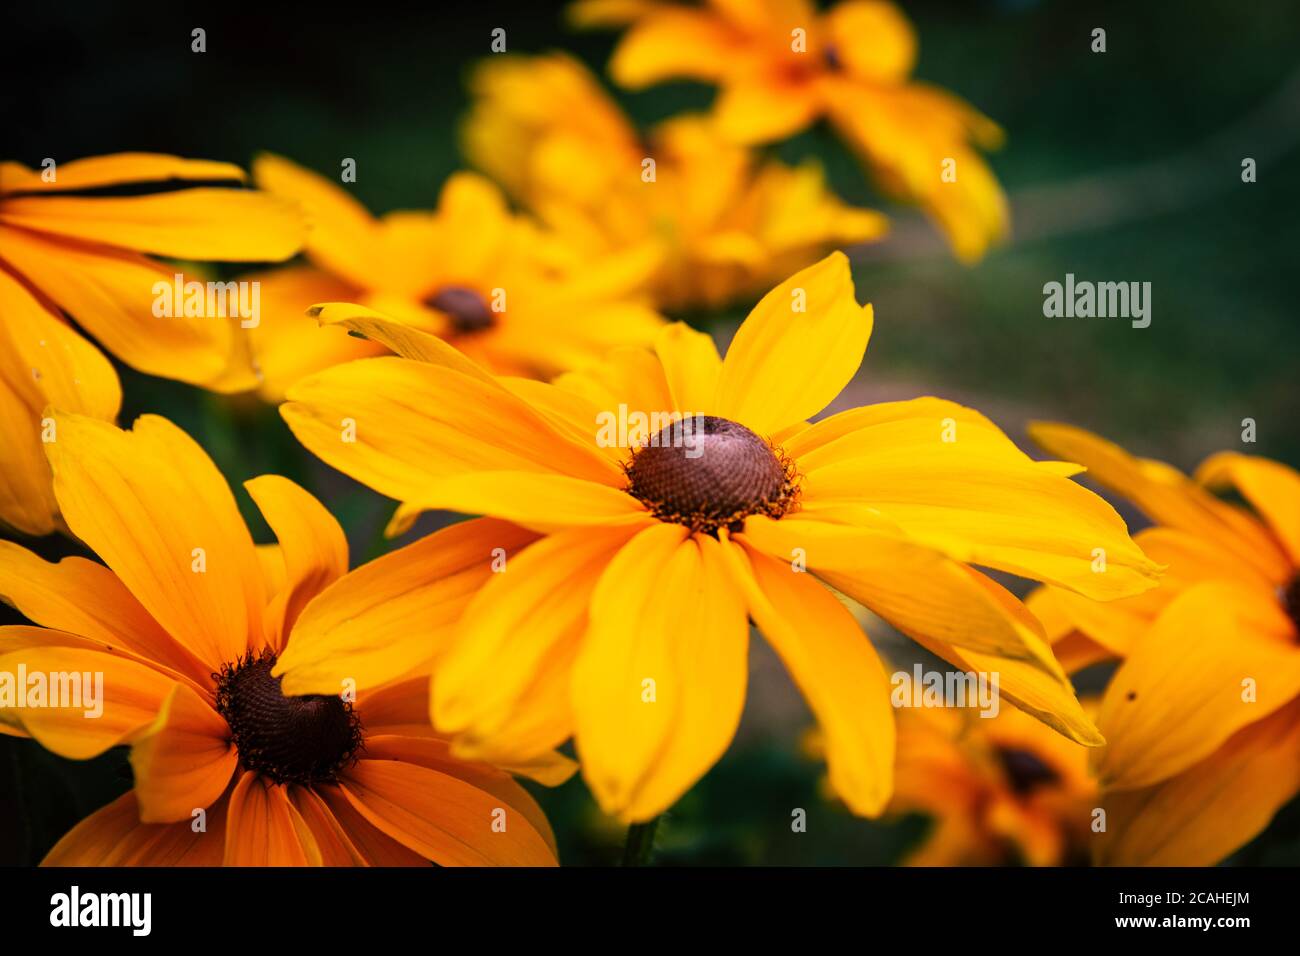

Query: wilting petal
left=224, top=771, right=322, bottom=866
left=1096, top=698, right=1300, bottom=866
left=245, top=475, right=348, bottom=650
left=338, top=759, right=557, bottom=866
left=276, top=519, right=538, bottom=696
left=720, top=537, right=895, bottom=816
left=715, top=252, right=872, bottom=436
left=45, top=412, right=264, bottom=668
left=1095, top=581, right=1300, bottom=790
left=130, top=683, right=236, bottom=823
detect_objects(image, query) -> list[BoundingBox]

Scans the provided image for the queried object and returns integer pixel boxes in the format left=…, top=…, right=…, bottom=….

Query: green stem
left=620, top=816, right=660, bottom=867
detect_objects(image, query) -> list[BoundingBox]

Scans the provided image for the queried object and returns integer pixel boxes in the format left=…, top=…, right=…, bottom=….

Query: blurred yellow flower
left=808, top=701, right=1098, bottom=866
left=245, top=155, right=664, bottom=400
left=1027, top=423, right=1300, bottom=865
left=463, top=53, right=887, bottom=312
left=0, top=153, right=304, bottom=536
left=0, top=411, right=566, bottom=865
left=277, top=252, right=1159, bottom=823
left=571, top=0, right=1009, bottom=261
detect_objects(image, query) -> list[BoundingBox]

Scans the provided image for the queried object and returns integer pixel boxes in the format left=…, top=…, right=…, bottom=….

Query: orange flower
left=0, top=411, right=565, bottom=865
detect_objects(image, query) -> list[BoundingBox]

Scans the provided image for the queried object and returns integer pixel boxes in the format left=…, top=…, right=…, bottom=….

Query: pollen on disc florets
left=214, top=648, right=362, bottom=786
left=427, top=285, right=495, bottom=335
left=625, top=415, right=800, bottom=535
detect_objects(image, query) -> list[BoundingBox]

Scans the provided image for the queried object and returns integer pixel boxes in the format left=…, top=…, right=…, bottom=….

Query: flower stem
left=620, top=816, right=660, bottom=867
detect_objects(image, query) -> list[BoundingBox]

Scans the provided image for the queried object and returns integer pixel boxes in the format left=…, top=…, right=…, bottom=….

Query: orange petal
left=1, top=153, right=245, bottom=195
left=42, top=789, right=228, bottom=866
left=129, top=683, right=236, bottom=823
left=223, top=771, right=322, bottom=866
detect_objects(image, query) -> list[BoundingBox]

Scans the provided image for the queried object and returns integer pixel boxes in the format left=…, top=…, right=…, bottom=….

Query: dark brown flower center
left=625, top=415, right=799, bottom=534
left=427, top=285, right=495, bottom=335
left=995, top=746, right=1061, bottom=796
left=214, top=649, right=362, bottom=785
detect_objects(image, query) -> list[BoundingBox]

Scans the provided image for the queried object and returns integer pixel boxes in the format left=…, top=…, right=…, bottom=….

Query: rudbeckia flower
left=278, top=252, right=1159, bottom=822
left=1026, top=423, right=1300, bottom=866
left=243, top=154, right=664, bottom=399
left=0, top=153, right=304, bottom=537
left=811, top=702, right=1097, bottom=866
left=570, top=0, right=1009, bottom=261
left=0, top=410, right=565, bottom=865
left=463, top=53, right=887, bottom=312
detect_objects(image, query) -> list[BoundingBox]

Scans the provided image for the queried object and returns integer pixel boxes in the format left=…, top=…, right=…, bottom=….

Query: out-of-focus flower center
left=995, top=746, right=1061, bottom=796
left=215, top=649, right=361, bottom=785
left=1284, top=576, right=1300, bottom=637
left=625, top=415, right=799, bottom=535
left=427, top=285, right=495, bottom=335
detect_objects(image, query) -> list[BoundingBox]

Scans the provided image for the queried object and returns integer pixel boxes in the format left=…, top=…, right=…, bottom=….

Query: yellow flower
left=1026, top=423, right=1300, bottom=866
left=807, top=699, right=1098, bottom=865
left=244, top=154, right=664, bottom=400
left=0, top=410, right=566, bottom=865
left=571, top=0, right=1009, bottom=261
left=463, top=53, right=887, bottom=312
left=277, top=252, right=1158, bottom=822
left=0, top=153, right=304, bottom=536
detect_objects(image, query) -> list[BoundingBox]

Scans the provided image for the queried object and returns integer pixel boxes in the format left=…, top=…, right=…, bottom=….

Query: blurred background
left=2, top=0, right=1298, bottom=865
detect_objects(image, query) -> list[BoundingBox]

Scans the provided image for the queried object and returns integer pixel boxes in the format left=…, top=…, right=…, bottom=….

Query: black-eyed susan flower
left=463, top=53, right=887, bottom=312
left=570, top=0, right=1009, bottom=262
left=1026, top=423, right=1300, bottom=866
left=0, top=410, right=565, bottom=865
left=811, top=702, right=1098, bottom=866
left=277, top=252, right=1159, bottom=822
left=0, top=153, right=304, bottom=537
left=244, top=154, right=664, bottom=399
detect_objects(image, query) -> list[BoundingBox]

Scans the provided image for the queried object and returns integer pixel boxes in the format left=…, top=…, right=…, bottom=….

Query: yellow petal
left=0, top=225, right=250, bottom=388
left=420, top=472, right=651, bottom=534
left=1196, top=452, right=1300, bottom=567
left=1095, top=581, right=1300, bottom=790
left=653, top=322, right=722, bottom=414
left=130, top=683, right=236, bottom=823
left=571, top=522, right=693, bottom=816
left=741, top=511, right=1063, bottom=670
left=1029, top=421, right=1290, bottom=583
left=824, top=0, right=917, bottom=82
left=45, top=412, right=265, bottom=668
left=720, top=537, right=895, bottom=816
left=715, top=251, right=872, bottom=436
left=338, top=759, right=557, bottom=866
left=275, top=518, right=538, bottom=696
left=253, top=153, right=382, bottom=286
left=1, top=189, right=304, bottom=261
left=435, top=524, right=641, bottom=760
left=606, top=7, right=734, bottom=88
left=1, top=153, right=244, bottom=195
left=0, top=373, right=61, bottom=536
left=714, top=74, right=822, bottom=144
left=245, top=475, right=348, bottom=650
left=281, top=356, right=623, bottom=504
left=1095, top=698, right=1300, bottom=866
